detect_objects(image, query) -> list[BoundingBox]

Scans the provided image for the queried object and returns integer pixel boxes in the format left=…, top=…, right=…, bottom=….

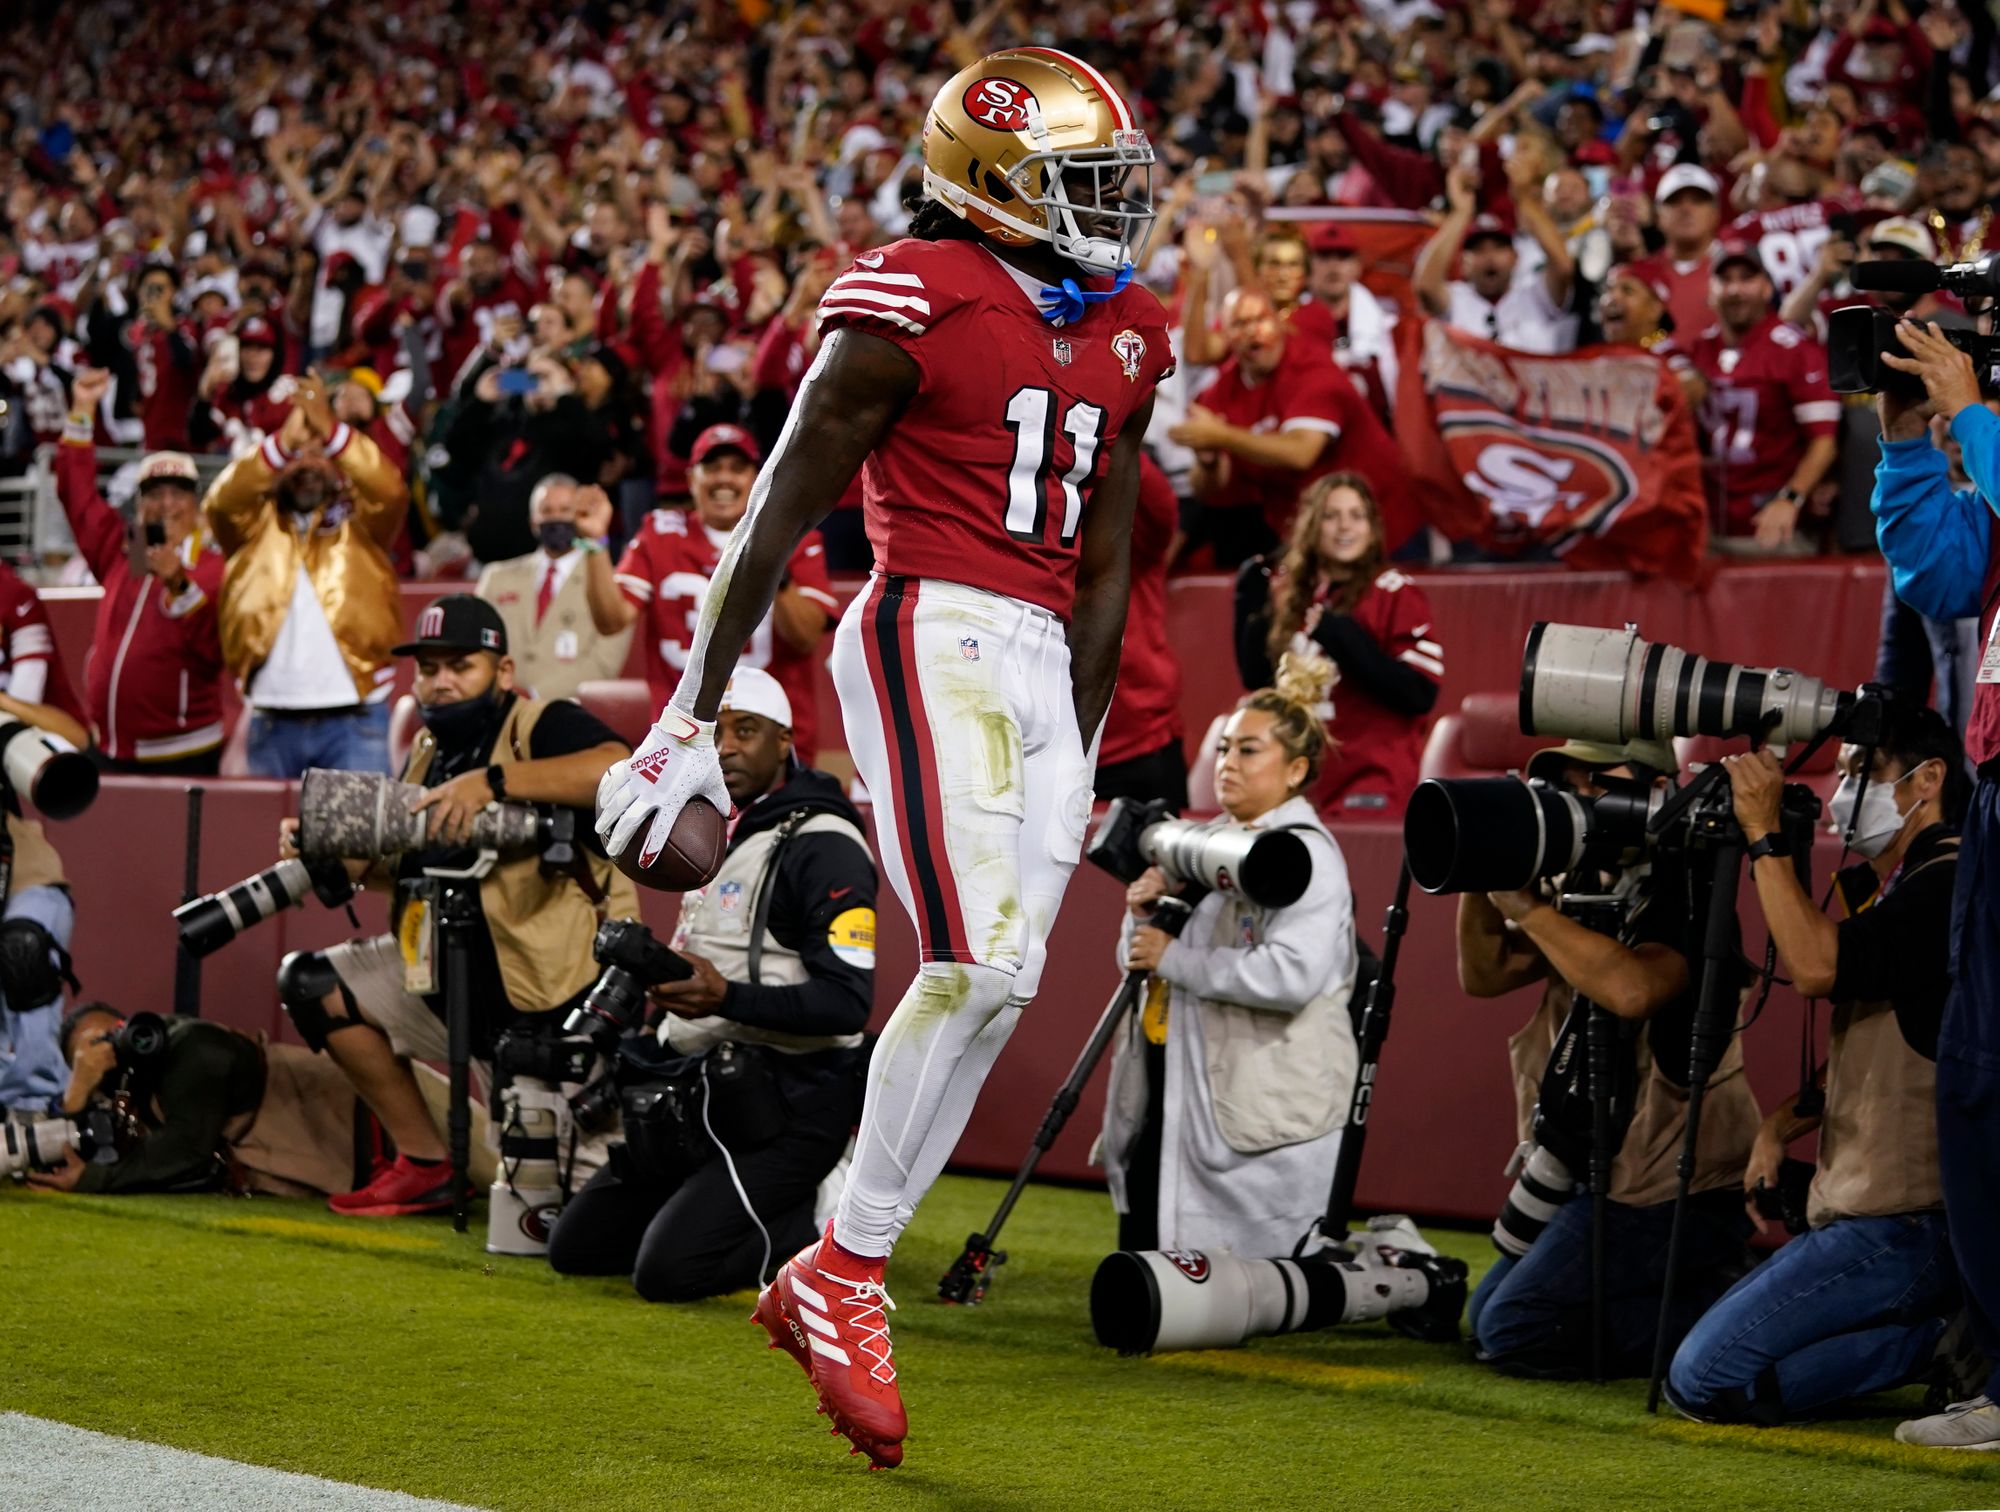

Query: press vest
left=402, top=696, right=639, bottom=1014
left=664, top=809, right=871, bottom=1057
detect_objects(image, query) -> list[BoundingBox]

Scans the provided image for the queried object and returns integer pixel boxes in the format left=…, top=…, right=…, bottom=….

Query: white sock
left=832, top=963, right=1016, bottom=1259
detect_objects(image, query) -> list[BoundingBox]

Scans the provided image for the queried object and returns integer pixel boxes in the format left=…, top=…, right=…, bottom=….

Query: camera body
left=1, top=1104, right=122, bottom=1178
left=563, top=918, right=694, bottom=1048
left=1828, top=306, right=2000, bottom=399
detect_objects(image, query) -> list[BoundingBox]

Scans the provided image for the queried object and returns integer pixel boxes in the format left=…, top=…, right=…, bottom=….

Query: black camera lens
left=1404, top=778, right=1588, bottom=895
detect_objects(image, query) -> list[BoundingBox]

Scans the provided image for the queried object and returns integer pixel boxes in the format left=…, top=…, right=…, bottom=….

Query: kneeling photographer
left=1452, top=739, right=1758, bottom=1379
left=275, top=595, right=636, bottom=1218
left=1668, top=704, right=1967, bottom=1423
left=547, top=670, right=873, bottom=1302
left=1107, top=659, right=1366, bottom=1261
left=23, top=1003, right=362, bottom=1198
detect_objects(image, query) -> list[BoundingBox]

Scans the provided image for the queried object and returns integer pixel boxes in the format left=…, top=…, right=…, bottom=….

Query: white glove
left=595, top=708, right=732, bottom=867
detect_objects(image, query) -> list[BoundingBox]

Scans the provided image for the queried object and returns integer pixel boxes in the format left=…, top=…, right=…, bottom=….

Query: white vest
left=663, top=811, right=872, bottom=1056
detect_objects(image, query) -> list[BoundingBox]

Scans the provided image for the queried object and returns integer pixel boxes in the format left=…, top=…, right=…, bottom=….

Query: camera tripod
left=433, top=869, right=486, bottom=1235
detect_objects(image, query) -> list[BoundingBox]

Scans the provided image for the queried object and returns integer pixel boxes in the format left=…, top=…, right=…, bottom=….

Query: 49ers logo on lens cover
left=964, top=77, right=1038, bottom=131
left=1162, top=1249, right=1211, bottom=1283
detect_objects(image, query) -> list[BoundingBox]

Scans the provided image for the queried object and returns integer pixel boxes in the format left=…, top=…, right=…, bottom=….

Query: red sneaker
left=327, top=1154, right=456, bottom=1217
left=753, top=1228, right=906, bottom=1468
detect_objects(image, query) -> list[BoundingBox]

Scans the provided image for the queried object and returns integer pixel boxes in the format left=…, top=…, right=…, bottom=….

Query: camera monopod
left=428, top=865, right=490, bottom=1235
left=938, top=893, right=1196, bottom=1305
left=1315, top=862, right=1410, bottom=1239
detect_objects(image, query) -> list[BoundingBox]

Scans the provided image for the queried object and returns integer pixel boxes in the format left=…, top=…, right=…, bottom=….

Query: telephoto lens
left=173, top=857, right=355, bottom=959
left=1402, top=777, right=1658, bottom=895
left=1491, top=1144, right=1577, bottom=1258
left=1521, top=623, right=1851, bottom=751
left=0, top=721, right=97, bottom=820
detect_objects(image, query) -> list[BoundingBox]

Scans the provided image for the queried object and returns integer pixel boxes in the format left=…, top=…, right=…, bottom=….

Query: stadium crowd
left=2, top=0, right=2000, bottom=1466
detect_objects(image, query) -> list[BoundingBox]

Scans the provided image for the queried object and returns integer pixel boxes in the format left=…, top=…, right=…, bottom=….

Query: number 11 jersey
left=816, top=238, right=1174, bottom=618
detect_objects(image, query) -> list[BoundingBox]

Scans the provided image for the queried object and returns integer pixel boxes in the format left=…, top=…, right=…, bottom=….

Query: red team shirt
left=1722, top=201, right=1867, bottom=305
left=813, top=238, right=1174, bottom=617
left=1195, top=333, right=1416, bottom=549
left=0, top=563, right=86, bottom=729
left=616, top=510, right=839, bottom=761
left=1312, top=569, right=1442, bottom=817
left=1689, top=313, right=1840, bottom=534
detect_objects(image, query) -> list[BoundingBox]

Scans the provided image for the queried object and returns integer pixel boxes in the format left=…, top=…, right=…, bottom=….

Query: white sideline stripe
left=0, top=1414, right=486, bottom=1511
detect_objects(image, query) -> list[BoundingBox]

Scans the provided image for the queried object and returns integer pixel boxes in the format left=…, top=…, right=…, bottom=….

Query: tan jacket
left=203, top=425, right=408, bottom=702
left=474, top=551, right=633, bottom=701
left=9, top=813, right=64, bottom=893
left=400, top=694, right=638, bottom=1014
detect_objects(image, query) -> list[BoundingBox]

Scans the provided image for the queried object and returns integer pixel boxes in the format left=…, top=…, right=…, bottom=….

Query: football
left=614, top=796, right=728, bottom=892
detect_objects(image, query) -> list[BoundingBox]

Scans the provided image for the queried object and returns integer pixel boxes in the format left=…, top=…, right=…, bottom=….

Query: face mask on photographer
left=1828, top=765, right=1923, bottom=858
left=419, top=683, right=506, bottom=753
left=536, top=519, right=577, bottom=555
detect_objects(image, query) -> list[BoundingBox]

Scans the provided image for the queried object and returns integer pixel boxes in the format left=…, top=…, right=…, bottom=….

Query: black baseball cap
left=393, top=594, right=508, bottom=657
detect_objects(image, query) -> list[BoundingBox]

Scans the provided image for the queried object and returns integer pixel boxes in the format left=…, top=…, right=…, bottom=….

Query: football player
left=595, top=48, right=1172, bottom=1467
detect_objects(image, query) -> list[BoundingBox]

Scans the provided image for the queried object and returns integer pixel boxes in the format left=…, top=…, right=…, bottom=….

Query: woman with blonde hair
left=1233, top=472, right=1442, bottom=819
left=1102, top=655, right=1435, bottom=1273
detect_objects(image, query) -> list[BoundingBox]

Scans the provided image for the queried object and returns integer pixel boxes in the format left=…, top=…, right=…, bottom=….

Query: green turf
left=3, top=1176, right=1996, bottom=1511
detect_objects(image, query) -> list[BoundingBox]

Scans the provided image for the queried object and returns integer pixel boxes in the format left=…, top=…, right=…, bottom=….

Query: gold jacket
left=203, top=424, right=409, bottom=702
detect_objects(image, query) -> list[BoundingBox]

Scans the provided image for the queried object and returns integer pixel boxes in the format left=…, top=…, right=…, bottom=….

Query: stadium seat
left=576, top=679, right=655, bottom=748
left=1418, top=692, right=1545, bottom=781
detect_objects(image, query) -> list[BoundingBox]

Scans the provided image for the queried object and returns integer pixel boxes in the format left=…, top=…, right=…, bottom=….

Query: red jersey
left=1723, top=202, right=1867, bottom=305
left=1689, top=314, right=1839, bottom=534
left=127, top=320, right=200, bottom=450
left=1099, top=453, right=1183, bottom=767
left=0, top=560, right=87, bottom=732
left=815, top=238, right=1173, bottom=617
left=1196, top=332, right=1417, bottom=549
left=437, top=273, right=538, bottom=387
left=1313, top=569, right=1442, bottom=819
left=615, top=509, right=838, bottom=761
left=206, top=373, right=296, bottom=456
left=1630, top=253, right=1714, bottom=355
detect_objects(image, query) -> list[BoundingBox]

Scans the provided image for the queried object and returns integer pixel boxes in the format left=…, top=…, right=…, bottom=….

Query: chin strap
left=1037, top=262, right=1134, bottom=325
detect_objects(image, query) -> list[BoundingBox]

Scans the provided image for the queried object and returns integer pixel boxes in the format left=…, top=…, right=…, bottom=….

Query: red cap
left=1711, top=238, right=1767, bottom=276
left=237, top=315, right=278, bottom=348
left=690, top=423, right=760, bottom=467
left=1464, top=213, right=1513, bottom=246
left=1307, top=222, right=1360, bottom=256
left=1607, top=262, right=1672, bottom=306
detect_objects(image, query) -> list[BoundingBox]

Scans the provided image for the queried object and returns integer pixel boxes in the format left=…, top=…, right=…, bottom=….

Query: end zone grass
left=4, top=1176, right=1995, bottom=1511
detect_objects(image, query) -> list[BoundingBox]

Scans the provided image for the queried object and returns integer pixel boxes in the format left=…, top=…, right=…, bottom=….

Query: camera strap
left=746, top=811, right=810, bottom=987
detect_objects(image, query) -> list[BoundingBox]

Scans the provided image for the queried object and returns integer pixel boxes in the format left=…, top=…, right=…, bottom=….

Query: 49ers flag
left=1394, top=321, right=1709, bottom=583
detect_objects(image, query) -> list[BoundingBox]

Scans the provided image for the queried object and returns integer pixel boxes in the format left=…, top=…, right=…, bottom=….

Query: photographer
left=547, top=669, right=871, bottom=1301
left=1864, top=320, right=2000, bottom=1448
left=27, top=1004, right=361, bottom=1198
left=1103, top=657, right=1363, bottom=1260
left=1667, top=707, right=1965, bottom=1425
left=277, top=596, right=637, bottom=1218
left=1458, top=738, right=1758, bottom=1379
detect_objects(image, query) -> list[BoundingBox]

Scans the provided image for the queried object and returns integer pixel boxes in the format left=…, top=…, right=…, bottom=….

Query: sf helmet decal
left=963, top=77, right=1038, bottom=131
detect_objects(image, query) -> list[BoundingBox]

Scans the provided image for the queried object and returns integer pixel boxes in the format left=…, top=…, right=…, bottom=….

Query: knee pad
left=0, top=918, right=77, bottom=1014
left=277, top=950, right=365, bottom=1054
left=912, top=960, right=1016, bottom=1026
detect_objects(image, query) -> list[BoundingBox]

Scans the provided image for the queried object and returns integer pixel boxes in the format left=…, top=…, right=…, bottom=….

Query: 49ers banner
left=1393, top=321, right=1709, bottom=583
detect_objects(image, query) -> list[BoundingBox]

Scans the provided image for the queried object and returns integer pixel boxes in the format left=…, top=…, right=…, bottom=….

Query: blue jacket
left=1871, top=405, right=2000, bottom=620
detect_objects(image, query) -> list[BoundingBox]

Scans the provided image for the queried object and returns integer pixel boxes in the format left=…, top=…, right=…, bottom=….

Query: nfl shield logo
left=718, top=880, right=744, bottom=915
left=959, top=637, right=981, bottom=662
left=1052, top=337, right=1073, bottom=366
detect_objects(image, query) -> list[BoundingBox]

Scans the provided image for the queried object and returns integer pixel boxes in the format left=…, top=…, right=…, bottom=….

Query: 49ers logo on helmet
left=963, top=77, right=1038, bottom=131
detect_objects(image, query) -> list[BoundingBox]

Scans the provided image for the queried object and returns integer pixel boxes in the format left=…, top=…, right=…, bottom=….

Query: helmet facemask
left=924, top=129, right=1157, bottom=277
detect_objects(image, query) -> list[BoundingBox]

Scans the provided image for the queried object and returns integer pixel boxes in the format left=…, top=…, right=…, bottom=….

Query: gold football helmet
left=921, top=47, right=1155, bottom=276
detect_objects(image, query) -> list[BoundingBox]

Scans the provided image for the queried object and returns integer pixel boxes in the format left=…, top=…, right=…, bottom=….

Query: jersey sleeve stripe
left=1281, top=417, right=1343, bottom=437
left=614, top=573, right=654, bottom=601
left=1794, top=401, right=1841, bottom=424
left=1401, top=650, right=1445, bottom=676
left=821, top=285, right=933, bottom=316
left=1414, top=638, right=1444, bottom=657
left=818, top=303, right=927, bottom=336
left=795, top=585, right=840, bottom=611
left=830, top=270, right=927, bottom=291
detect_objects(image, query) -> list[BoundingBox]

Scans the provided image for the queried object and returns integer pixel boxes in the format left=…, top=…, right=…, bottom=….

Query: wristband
left=577, top=536, right=608, bottom=555
left=1746, top=833, right=1790, bottom=864
left=486, top=763, right=508, bottom=800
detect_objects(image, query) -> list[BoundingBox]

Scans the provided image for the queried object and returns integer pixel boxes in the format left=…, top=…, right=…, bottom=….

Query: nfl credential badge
left=1052, top=336, right=1073, bottom=366
left=718, top=879, right=744, bottom=915
left=959, top=637, right=981, bottom=662
left=1112, top=328, right=1146, bottom=381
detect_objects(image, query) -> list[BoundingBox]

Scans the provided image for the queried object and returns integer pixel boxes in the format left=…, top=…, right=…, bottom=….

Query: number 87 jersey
left=817, top=238, right=1174, bottom=617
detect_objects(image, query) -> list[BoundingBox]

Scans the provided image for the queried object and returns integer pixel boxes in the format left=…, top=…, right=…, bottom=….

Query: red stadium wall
left=50, top=558, right=1888, bottom=1221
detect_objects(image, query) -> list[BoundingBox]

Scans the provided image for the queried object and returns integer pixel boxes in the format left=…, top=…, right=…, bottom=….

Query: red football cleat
left=753, top=1227, right=906, bottom=1468
left=327, top=1154, right=456, bottom=1217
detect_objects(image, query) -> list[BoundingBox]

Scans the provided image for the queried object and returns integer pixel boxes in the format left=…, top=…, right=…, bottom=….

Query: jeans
left=245, top=702, right=392, bottom=779
left=1876, top=580, right=1978, bottom=740
left=1467, top=1250, right=1519, bottom=1339
left=1667, top=1212, right=1956, bottom=1421
left=1476, top=1189, right=1751, bottom=1379
left=0, top=885, right=77, bottom=1111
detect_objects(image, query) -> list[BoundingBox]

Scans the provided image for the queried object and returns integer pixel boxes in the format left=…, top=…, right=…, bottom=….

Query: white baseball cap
left=1655, top=164, right=1721, bottom=204
left=1867, top=215, right=1938, bottom=261
left=720, top=667, right=793, bottom=731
